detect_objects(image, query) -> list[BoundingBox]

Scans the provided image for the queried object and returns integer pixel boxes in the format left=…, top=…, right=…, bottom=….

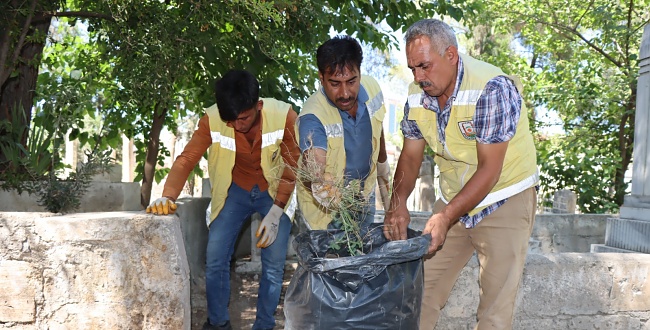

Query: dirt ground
left=192, top=265, right=296, bottom=330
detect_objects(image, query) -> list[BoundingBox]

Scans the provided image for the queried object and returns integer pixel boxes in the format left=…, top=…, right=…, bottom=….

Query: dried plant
left=291, top=145, right=371, bottom=256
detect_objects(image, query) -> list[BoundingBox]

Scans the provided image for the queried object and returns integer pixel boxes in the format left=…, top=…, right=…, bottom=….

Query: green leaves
left=463, top=0, right=647, bottom=213
left=24, top=0, right=472, bottom=205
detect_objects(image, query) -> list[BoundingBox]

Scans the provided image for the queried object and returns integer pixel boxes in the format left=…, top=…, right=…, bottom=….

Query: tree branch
left=509, top=6, right=624, bottom=68
left=33, top=11, right=115, bottom=23
left=632, top=19, right=650, bottom=34
left=560, top=24, right=624, bottom=68
left=530, top=52, right=538, bottom=69
left=572, top=0, right=595, bottom=31
left=624, top=0, right=633, bottom=68
left=529, top=13, right=624, bottom=68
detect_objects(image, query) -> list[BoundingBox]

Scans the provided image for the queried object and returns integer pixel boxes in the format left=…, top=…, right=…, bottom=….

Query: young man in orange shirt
left=146, top=69, right=300, bottom=330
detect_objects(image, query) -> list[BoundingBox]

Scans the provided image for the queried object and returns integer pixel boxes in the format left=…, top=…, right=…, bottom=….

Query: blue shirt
left=400, top=57, right=523, bottom=228
left=298, top=85, right=373, bottom=183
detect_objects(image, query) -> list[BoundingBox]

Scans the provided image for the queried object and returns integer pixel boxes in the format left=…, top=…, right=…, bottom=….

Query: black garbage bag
left=284, top=223, right=431, bottom=330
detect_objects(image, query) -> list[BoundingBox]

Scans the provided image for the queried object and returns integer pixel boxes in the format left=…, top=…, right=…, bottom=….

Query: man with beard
left=296, top=35, right=390, bottom=230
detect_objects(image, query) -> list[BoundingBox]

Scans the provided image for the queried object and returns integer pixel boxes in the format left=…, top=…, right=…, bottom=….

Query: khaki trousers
left=419, top=187, right=537, bottom=330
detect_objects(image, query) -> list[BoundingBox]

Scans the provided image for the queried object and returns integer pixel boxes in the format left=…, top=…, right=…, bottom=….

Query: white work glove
left=146, top=197, right=177, bottom=215
left=377, top=160, right=391, bottom=210
left=311, top=181, right=342, bottom=208
left=256, top=204, right=284, bottom=248
left=205, top=202, right=212, bottom=227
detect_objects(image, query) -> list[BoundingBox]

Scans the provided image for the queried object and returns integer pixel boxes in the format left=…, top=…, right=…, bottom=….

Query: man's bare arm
left=383, top=138, right=426, bottom=240
left=422, top=141, right=508, bottom=253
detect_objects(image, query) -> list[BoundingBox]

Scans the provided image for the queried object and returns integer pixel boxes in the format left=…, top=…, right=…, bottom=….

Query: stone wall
left=404, top=211, right=609, bottom=253
left=0, top=182, right=142, bottom=212
left=2, top=207, right=648, bottom=330
left=437, top=253, right=650, bottom=329
left=530, top=213, right=609, bottom=253
left=0, top=212, right=190, bottom=329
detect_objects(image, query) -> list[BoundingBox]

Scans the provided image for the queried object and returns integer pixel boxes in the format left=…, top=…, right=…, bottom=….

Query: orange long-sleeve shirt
left=162, top=108, right=299, bottom=208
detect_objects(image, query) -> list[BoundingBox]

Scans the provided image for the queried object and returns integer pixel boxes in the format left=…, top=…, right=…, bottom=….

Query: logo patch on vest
left=458, top=121, right=476, bottom=140
left=272, top=149, right=279, bottom=161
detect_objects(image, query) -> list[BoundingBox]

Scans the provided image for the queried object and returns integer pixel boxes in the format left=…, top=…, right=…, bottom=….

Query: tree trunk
left=140, top=103, right=168, bottom=207
left=0, top=0, right=54, bottom=165
left=614, top=82, right=637, bottom=206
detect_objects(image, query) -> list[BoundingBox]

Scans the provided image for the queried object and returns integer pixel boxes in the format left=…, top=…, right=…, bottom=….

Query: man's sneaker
left=202, top=319, right=232, bottom=330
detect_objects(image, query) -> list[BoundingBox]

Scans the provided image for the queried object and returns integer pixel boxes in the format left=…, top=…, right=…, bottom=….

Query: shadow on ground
left=191, top=266, right=296, bottom=330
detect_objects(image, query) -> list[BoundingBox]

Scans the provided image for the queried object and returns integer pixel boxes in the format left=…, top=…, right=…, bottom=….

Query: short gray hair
left=405, top=19, right=458, bottom=56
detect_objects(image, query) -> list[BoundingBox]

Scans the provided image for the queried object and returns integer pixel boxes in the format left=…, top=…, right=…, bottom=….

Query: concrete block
left=0, top=260, right=35, bottom=322
left=567, top=315, right=646, bottom=330
left=517, top=315, right=647, bottom=330
left=609, top=257, right=650, bottom=311
left=518, top=254, right=611, bottom=316
left=89, top=164, right=122, bottom=182
left=531, top=214, right=608, bottom=253
left=175, top=197, right=210, bottom=297
left=590, top=244, right=636, bottom=253
left=34, top=211, right=142, bottom=242
left=552, top=189, right=577, bottom=214
left=623, top=195, right=650, bottom=209
left=620, top=206, right=650, bottom=222
left=383, top=212, right=608, bottom=253
left=0, top=182, right=142, bottom=212
left=515, top=318, right=566, bottom=330
left=604, top=217, right=650, bottom=253
left=80, top=182, right=142, bottom=212
left=0, top=212, right=43, bottom=260
left=1, top=212, right=192, bottom=329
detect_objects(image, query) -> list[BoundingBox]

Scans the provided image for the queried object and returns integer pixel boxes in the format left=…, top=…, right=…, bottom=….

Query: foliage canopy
left=462, top=0, right=648, bottom=213
left=2, top=0, right=470, bottom=206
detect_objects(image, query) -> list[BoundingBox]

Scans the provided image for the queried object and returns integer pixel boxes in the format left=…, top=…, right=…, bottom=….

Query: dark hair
left=214, top=69, right=260, bottom=122
left=316, top=35, right=363, bottom=75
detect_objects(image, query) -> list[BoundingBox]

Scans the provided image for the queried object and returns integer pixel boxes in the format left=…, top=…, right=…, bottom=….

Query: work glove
left=205, top=202, right=212, bottom=226
left=146, top=197, right=177, bottom=215
left=377, top=160, right=391, bottom=210
left=256, top=204, right=284, bottom=248
left=311, top=180, right=342, bottom=208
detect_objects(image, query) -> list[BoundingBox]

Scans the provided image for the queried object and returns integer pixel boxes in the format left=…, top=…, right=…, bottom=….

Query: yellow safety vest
left=205, top=98, right=296, bottom=226
left=407, top=53, right=538, bottom=216
left=296, top=75, right=386, bottom=229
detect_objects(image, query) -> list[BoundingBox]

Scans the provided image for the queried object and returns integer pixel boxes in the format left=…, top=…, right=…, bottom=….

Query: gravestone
left=592, top=24, right=650, bottom=253
left=552, top=189, right=577, bottom=214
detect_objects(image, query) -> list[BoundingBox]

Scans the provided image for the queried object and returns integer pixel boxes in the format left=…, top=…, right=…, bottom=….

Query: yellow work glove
left=145, top=197, right=177, bottom=215
left=256, top=204, right=284, bottom=248
left=377, top=160, right=391, bottom=210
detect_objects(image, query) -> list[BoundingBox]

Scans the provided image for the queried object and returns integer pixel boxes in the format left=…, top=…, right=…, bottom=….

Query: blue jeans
left=206, top=183, right=292, bottom=330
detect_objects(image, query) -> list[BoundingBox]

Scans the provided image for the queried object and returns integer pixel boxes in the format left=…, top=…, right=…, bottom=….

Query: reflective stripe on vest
left=324, top=123, right=344, bottom=138
left=440, top=171, right=539, bottom=208
left=407, top=53, right=538, bottom=215
left=453, top=89, right=483, bottom=106
left=210, top=132, right=236, bottom=151
left=262, top=129, right=285, bottom=148
left=367, top=90, right=384, bottom=116
left=296, top=75, right=386, bottom=229
left=408, top=89, right=487, bottom=108
left=407, top=93, right=422, bottom=109
left=205, top=98, right=295, bottom=225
